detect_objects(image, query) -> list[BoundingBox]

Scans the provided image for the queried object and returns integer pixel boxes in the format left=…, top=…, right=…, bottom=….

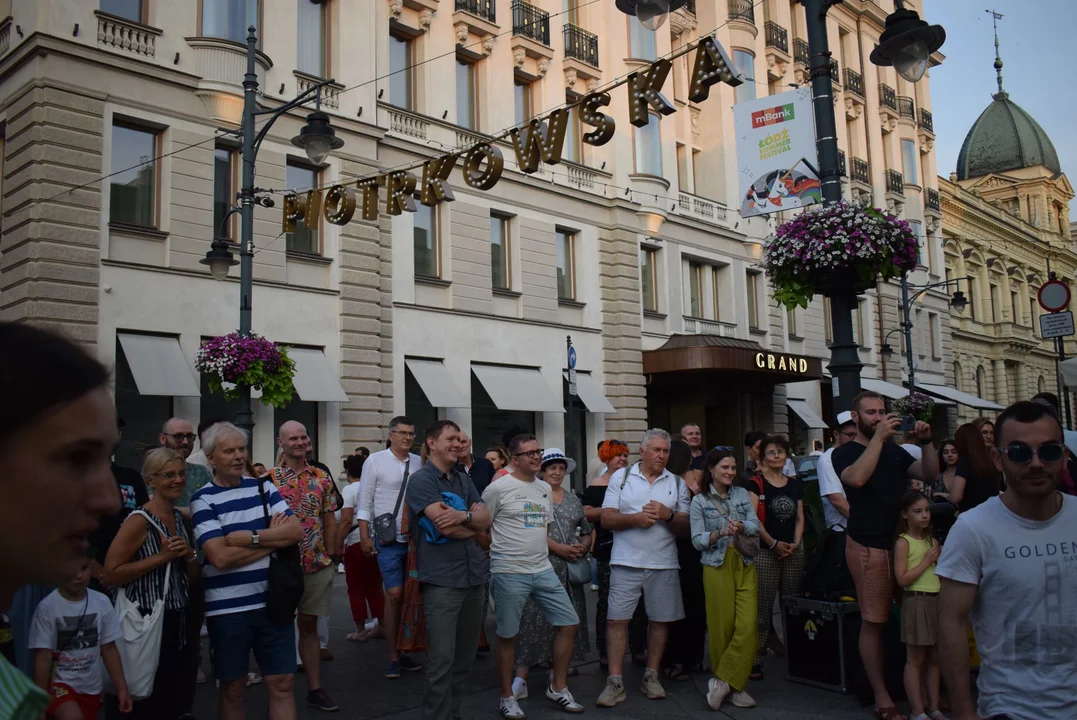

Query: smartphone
left=899, top=414, right=916, bottom=432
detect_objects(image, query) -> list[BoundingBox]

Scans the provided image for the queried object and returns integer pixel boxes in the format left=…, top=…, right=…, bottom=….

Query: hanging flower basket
left=762, top=200, right=919, bottom=310
left=195, top=332, right=297, bottom=409
left=894, top=391, right=935, bottom=422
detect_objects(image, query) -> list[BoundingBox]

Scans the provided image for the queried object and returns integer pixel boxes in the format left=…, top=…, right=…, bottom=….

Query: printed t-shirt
left=832, top=441, right=915, bottom=550
left=27, top=589, right=120, bottom=696
left=761, top=475, right=803, bottom=543
left=270, top=464, right=339, bottom=574
left=482, top=475, right=555, bottom=575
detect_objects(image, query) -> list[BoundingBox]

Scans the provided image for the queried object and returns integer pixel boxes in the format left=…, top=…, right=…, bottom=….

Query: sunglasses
left=713, top=445, right=735, bottom=452
left=999, top=442, right=1065, bottom=464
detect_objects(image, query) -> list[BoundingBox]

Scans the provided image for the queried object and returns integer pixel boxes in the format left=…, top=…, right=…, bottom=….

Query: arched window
left=953, top=361, right=962, bottom=391
left=1038, top=375, right=1046, bottom=394
left=976, top=365, right=986, bottom=399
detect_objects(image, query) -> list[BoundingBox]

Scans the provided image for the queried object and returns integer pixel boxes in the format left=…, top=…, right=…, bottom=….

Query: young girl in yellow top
left=893, top=490, right=944, bottom=720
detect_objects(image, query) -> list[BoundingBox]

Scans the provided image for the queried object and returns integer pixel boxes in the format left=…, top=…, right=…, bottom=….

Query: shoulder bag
left=373, top=460, right=410, bottom=546
left=552, top=500, right=592, bottom=586
left=708, top=491, right=760, bottom=559
left=257, top=479, right=304, bottom=624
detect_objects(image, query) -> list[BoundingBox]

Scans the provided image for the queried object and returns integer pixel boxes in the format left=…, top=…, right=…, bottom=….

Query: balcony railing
left=851, top=156, right=870, bottom=185
left=512, top=0, right=549, bottom=45
left=793, top=38, right=809, bottom=65
left=830, top=58, right=840, bottom=84
left=898, top=95, right=915, bottom=119
left=838, top=149, right=847, bottom=177
left=764, top=21, right=788, bottom=53
left=886, top=169, right=905, bottom=196
left=880, top=83, right=897, bottom=111
left=728, top=0, right=754, bottom=24
left=683, top=317, right=738, bottom=338
left=563, top=23, right=598, bottom=67
left=678, top=191, right=730, bottom=226
left=918, top=108, right=934, bottom=133
left=926, top=187, right=941, bottom=212
left=456, top=0, right=495, bottom=23
left=843, top=67, right=863, bottom=97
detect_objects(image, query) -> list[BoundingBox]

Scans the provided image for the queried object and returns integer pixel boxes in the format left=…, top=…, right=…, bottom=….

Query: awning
left=117, top=333, right=200, bottom=396
left=472, top=364, right=564, bottom=413
left=917, top=383, right=1003, bottom=412
left=406, top=358, right=467, bottom=408
left=859, top=377, right=953, bottom=405
left=288, top=347, right=348, bottom=402
left=788, top=400, right=829, bottom=430
left=642, top=334, right=823, bottom=383
left=563, top=371, right=616, bottom=414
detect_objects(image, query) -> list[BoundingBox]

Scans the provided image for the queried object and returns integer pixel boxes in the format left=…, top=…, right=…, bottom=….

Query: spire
left=987, top=9, right=1005, bottom=98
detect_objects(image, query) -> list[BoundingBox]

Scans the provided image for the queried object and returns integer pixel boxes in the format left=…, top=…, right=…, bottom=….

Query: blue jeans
left=376, top=540, right=410, bottom=590
left=206, top=607, right=296, bottom=681
left=491, top=569, right=579, bottom=638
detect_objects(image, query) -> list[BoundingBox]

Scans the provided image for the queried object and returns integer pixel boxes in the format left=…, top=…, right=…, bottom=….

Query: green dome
left=956, top=92, right=1062, bottom=181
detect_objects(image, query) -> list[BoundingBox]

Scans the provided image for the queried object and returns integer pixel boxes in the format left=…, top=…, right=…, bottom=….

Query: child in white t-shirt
left=29, top=558, right=131, bottom=719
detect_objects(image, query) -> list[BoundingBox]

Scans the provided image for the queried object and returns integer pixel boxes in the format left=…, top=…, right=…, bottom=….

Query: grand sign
left=755, top=352, right=810, bottom=374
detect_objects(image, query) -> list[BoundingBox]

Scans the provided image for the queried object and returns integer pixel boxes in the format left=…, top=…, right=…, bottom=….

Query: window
left=901, top=139, right=918, bottom=186
left=285, top=161, right=319, bottom=253
left=967, top=277, right=977, bottom=320
left=297, top=0, right=327, bottom=77
left=712, top=267, right=721, bottom=320
left=734, top=50, right=756, bottom=104
left=929, top=312, right=939, bottom=357
left=456, top=59, right=478, bottom=129
left=633, top=115, right=662, bottom=176
left=1010, top=291, right=1020, bottom=324
left=688, top=262, right=703, bottom=317
left=953, top=362, right=962, bottom=391
left=824, top=297, right=833, bottom=343
left=641, top=247, right=658, bottom=313
left=628, top=20, right=656, bottom=60
left=563, top=101, right=582, bottom=163
left=853, top=300, right=863, bottom=344
left=563, top=0, right=579, bottom=25
left=990, top=284, right=1000, bottom=322
left=114, top=336, right=172, bottom=471
left=110, top=123, right=157, bottom=228
left=388, top=34, right=413, bottom=110
left=676, top=144, right=689, bottom=190
left=514, top=80, right=533, bottom=126
left=555, top=229, right=576, bottom=300
left=202, top=0, right=258, bottom=43
left=692, top=148, right=704, bottom=196
left=975, top=366, right=985, bottom=398
left=908, top=220, right=923, bottom=265
left=490, top=214, right=510, bottom=290
left=747, top=272, right=760, bottom=329
left=787, top=308, right=798, bottom=337
left=414, top=199, right=438, bottom=277
left=101, top=0, right=143, bottom=22
left=213, top=147, right=237, bottom=241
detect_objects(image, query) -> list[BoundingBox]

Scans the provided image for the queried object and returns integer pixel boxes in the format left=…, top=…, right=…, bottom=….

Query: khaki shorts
left=846, top=536, right=895, bottom=624
left=299, top=565, right=335, bottom=617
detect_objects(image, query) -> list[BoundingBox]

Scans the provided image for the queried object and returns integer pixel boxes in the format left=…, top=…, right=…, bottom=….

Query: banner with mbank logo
left=734, top=87, right=820, bottom=218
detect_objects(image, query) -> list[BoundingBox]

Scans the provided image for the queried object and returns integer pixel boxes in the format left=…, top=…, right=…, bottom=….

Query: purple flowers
left=196, top=333, right=297, bottom=408
left=761, top=201, right=920, bottom=309
left=894, top=392, right=935, bottom=422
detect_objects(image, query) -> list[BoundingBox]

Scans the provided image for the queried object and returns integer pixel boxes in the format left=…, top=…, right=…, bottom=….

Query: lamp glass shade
left=636, top=0, right=669, bottom=31
left=207, top=257, right=231, bottom=281
left=892, top=38, right=930, bottom=82
left=303, top=137, right=332, bottom=165
left=880, top=343, right=894, bottom=358
left=950, top=291, right=968, bottom=314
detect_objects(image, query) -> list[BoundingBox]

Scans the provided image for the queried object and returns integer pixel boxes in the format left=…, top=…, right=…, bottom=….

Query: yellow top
left=901, top=533, right=940, bottom=593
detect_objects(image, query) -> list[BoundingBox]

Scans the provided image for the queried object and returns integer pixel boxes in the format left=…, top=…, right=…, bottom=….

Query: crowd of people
left=3, top=320, right=1077, bottom=720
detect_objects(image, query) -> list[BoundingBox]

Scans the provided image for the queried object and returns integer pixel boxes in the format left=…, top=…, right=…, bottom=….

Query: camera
left=899, top=414, right=916, bottom=432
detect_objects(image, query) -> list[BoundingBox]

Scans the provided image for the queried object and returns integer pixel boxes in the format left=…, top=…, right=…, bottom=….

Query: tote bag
left=107, top=510, right=173, bottom=700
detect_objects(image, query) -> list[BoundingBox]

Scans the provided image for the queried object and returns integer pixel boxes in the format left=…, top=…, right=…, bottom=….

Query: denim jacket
left=690, top=485, right=761, bottom=567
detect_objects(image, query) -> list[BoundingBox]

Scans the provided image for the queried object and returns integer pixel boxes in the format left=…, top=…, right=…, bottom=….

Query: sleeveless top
left=125, top=509, right=192, bottom=619
left=900, top=533, right=940, bottom=593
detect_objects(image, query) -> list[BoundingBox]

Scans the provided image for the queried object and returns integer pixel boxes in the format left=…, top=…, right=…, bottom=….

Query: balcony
left=96, top=11, right=161, bottom=60
left=886, top=169, right=905, bottom=196
left=764, top=21, right=790, bottom=80
left=918, top=108, right=934, bottom=133
left=792, top=38, right=809, bottom=83
left=830, top=58, right=841, bottom=86
left=764, top=21, right=788, bottom=53
left=879, top=83, right=898, bottom=133
left=728, top=0, right=754, bottom=24
left=188, top=37, right=272, bottom=124
left=563, top=23, right=598, bottom=68
left=677, top=191, right=730, bottom=228
left=925, top=187, right=941, bottom=213
left=843, top=67, right=863, bottom=97
left=683, top=317, right=738, bottom=338
left=512, top=0, right=549, bottom=46
left=838, top=149, right=847, bottom=177
left=879, top=83, right=897, bottom=110
left=851, top=157, right=870, bottom=185
left=898, top=95, right=915, bottom=121
left=456, top=0, right=495, bottom=22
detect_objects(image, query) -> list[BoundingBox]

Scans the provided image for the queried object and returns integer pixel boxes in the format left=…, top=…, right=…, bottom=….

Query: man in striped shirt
left=191, top=423, right=304, bottom=720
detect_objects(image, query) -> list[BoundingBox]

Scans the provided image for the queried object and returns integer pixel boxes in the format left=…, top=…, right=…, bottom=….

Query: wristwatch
left=918, top=438, right=933, bottom=446
left=666, top=509, right=675, bottom=522
left=252, top=530, right=261, bottom=546
left=465, top=511, right=473, bottom=526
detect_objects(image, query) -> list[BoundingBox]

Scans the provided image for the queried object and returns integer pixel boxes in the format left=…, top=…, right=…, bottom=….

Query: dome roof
left=956, top=92, right=1062, bottom=181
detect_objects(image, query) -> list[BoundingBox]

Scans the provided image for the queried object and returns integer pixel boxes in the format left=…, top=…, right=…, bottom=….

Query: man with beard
left=831, top=391, right=937, bottom=720
left=160, top=417, right=214, bottom=516
left=938, top=402, right=1077, bottom=720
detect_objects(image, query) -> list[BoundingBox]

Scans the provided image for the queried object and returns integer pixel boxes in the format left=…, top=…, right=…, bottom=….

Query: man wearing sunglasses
left=937, top=401, right=1077, bottom=720
left=159, top=417, right=213, bottom=517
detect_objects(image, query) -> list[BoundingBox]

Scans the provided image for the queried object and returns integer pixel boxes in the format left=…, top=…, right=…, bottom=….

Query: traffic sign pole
left=1058, top=337, right=1072, bottom=429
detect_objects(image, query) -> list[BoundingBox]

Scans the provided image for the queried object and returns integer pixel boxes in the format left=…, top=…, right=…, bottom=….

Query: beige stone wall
left=599, top=225, right=647, bottom=443
left=448, top=200, right=495, bottom=315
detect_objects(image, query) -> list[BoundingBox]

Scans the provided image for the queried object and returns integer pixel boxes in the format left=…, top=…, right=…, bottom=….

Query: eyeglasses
left=151, top=470, right=188, bottom=481
left=167, top=433, right=197, bottom=444
left=713, top=446, right=734, bottom=452
left=764, top=449, right=787, bottom=458
left=514, top=449, right=545, bottom=459
left=999, top=442, right=1065, bottom=464
left=391, top=430, right=416, bottom=438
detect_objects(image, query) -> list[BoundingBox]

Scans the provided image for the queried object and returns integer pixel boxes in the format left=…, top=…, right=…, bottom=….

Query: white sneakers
left=706, top=677, right=731, bottom=710
left=500, top=696, right=526, bottom=719
left=729, top=689, right=756, bottom=708
left=502, top=683, right=584, bottom=717
left=546, top=686, right=585, bottom=714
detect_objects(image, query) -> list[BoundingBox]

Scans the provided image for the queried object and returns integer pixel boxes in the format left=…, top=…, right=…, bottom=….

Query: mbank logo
left=752, top=103, right=795, bottom=128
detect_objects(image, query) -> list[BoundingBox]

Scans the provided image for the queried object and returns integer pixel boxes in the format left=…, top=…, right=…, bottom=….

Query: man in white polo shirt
left=596, top=428, right=690, bottom=707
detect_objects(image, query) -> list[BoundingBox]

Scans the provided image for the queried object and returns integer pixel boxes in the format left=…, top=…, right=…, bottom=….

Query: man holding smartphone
left=831, top=391, right=938, bottom=720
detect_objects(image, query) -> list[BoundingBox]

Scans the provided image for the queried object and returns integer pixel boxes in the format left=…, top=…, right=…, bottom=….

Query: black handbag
left=373, top=460, right=410, bottom=546
left=257, top=479, right=304, bottom=624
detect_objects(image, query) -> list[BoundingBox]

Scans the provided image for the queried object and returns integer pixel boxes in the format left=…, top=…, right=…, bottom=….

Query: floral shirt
left=271, top=464, right=339, bottom=574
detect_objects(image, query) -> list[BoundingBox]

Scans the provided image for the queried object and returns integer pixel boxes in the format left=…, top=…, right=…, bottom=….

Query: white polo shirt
left=358, top=448, right=422, bottom=542
left=603, top=462, right=690, bottom=570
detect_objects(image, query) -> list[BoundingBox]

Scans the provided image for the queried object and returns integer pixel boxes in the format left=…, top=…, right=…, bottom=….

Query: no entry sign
left=1038, top=280, right=1071, bottom=313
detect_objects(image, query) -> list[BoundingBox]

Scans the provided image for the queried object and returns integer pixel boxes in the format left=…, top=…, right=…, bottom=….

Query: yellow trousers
left=702, top=549, right=759, bottom=692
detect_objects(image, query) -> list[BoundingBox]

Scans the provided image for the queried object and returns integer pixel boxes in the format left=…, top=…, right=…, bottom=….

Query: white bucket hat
left=540, top=448, right=577, bottom=475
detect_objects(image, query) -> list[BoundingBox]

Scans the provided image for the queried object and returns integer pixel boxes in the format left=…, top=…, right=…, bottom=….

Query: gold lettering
left=627, top=59, right=676, bottom=128
left=510, top=109, right=569, bottom=174
left=462, top=143, right=505, bottom=190
left=357, top=178, right=380, bottom=221
left=778, top=356, right=787, bottom=371
left=580, top=92, right=616, bottom=146
left=281, top=192, right=307, bottom=233
left=688, top=35, right=742, bottom=103
left=420, top=154, right=458, bottom=206
left=323, top=185, right=356, bottom=226
left=380, top=172, right=417, bottom=216
left=799, top=359, right=808, bottom=373
left=756, top=352, right=766, bottom=369
left=303, top=189, right=323, bottom=230
left=767, top=355, right=776, bottom=370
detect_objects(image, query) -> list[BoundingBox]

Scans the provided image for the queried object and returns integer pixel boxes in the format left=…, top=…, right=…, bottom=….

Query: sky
left=924, top=0, right=1077, bottom=184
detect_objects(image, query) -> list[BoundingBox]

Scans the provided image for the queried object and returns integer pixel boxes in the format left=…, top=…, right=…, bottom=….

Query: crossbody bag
left=373, top=459, right=411, bottom=546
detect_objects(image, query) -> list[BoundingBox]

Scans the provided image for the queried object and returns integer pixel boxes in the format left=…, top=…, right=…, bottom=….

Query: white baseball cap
left=836, top=411, right=854, bottom=427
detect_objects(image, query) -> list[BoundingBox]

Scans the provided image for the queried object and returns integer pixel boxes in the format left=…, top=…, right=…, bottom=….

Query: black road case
left=784, top=595, right=860, bottom=693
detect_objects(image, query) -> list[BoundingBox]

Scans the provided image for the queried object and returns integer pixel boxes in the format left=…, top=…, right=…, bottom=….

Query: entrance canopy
left=788, top=399, right=829, bottom=430
left=406, top=358, right=467, bottom=408
left=860, top=377, right=954, bottom=406
left=289, top=348, right=349, bottom=402
left=117, top=333, right=200, bottom=396
left=562, top=371, right=616, bottom=413
left=642, top=335, right=824, bottom=384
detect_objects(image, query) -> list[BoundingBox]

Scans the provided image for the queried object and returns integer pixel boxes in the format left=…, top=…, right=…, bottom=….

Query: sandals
left=665, top=664, right=691, bottom=681
left=873, top=707, right=907, bottom=720
left=346, top=630, right=369, bottom=642
left=749, top=664, right=763, bottom=681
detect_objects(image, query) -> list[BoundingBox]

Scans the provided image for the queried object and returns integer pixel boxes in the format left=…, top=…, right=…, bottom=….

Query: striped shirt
left=191, top=477, right=292, bottom=617
left=0, top=655, right=49, bottom=720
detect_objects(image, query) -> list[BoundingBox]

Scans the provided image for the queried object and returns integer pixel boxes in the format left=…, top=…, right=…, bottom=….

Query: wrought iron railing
left=851, top=157, right=870, bottom=185
left=886, top=169, right=905, bottom=196
left=838, top=149, right=847, bottom=177
left=563, top=23, right=598, bottom=67
left=830, top=58, right=840, bottom=84
left=880, top=83, right=897, bottom=110
left=918, top=108, right=934, bottom=132
left=512, top=0, right=549, bottom=45
left=728, top=0, right=754, bottom=23
left=456, top=0, right=495, bottom=22
left=843, top=67, right=863, bottom=97
left=764, top=21, right=788, bottom=53
left=926, top=188, right=941, bottom=212
left=898, top=95, right=915, bottom=119
left=793, top=38, right=809, bottom=65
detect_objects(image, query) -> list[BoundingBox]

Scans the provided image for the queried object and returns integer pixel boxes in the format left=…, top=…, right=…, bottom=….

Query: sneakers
left=246, top=672, right=262, bottom=687
left=400, top=656, right=424, bottom=672
left=500, top=696, right=526, bottom=719
left=929, top=712, right=948, bottom=720
left=512, top=677, right=529, bottom=700
left=640, top=668, right=666, bottom=699
left=307, top=688, right=340, bottom=712
left=729, top=689, right=756, bottom=708
left=546, top=686, right=584, bottom=714
left=706, top=678, right=730, bottom=710
left=385, top=660, right=402, bottom=679
left=589, top=583, right=599, bottom=591
left=596, top=677, right=626, bottom=707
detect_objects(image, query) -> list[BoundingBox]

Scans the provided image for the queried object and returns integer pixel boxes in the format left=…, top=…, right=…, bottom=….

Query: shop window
left=110, top=123, right=158, bottom=228
left=404, top=367, right=438, bottom=455
left=470, top=373, right=535, bottom=458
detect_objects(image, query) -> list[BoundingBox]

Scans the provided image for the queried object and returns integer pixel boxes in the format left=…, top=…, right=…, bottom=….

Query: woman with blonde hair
left=104, top=447, right=201, bottom=718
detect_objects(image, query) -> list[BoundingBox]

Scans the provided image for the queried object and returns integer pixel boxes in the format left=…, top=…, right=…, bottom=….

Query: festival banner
left=733, top=87, right=820, bottom=218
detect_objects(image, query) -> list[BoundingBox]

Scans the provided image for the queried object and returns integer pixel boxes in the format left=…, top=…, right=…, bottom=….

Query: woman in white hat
left=511, top=449, right=592, bottom=698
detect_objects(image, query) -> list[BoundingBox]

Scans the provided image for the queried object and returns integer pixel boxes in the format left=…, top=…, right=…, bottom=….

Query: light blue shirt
left=689, top=485, right=761, bottom=567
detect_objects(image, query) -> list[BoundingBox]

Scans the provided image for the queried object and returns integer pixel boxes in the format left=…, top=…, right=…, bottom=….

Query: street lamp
left=870, top=0, right=946, bottom=83
left=615, top=0, right=688, bottom=31
left=201, top=26, right=344, bottom=436
left=894, top=274, right=972, bottom=394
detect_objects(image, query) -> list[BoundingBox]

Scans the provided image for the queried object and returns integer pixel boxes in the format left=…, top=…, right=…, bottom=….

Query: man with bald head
left=269, top=420, right=341, bottom=711
left=160, top=417, right=214, bottom=516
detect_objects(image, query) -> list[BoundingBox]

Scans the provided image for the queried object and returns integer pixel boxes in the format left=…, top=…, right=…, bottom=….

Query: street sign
left=568, top=346, right=577, bottom=370
left=1040, top=311, right=1075, bottom=339
left=1038, top=280, right=1071, bottom=313
left=568, top=368, right=577, bottom=396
